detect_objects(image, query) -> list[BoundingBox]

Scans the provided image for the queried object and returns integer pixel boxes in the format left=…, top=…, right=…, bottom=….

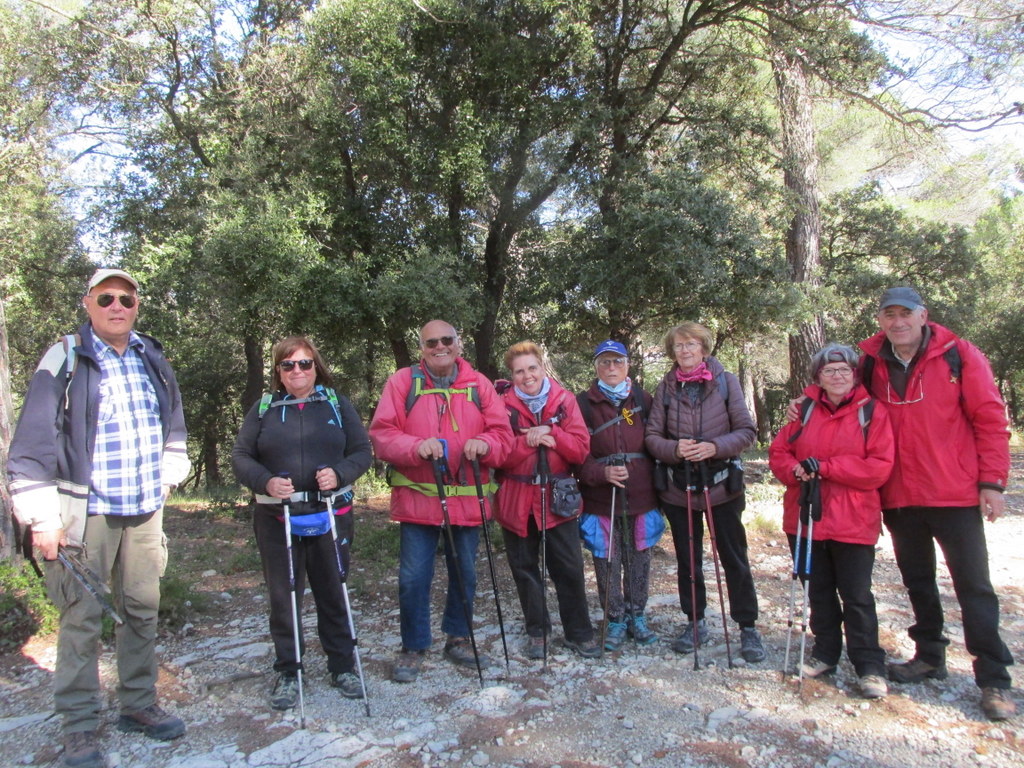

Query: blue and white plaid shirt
left=88, top=331, right=165, bottom=517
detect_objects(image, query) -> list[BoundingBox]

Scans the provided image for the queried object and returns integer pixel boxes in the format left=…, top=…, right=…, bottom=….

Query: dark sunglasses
left=94, top=293, right=137, bottom=309
left=423, top=336, right=455, bottom=349
left=278, top=359, right=314, bottom=372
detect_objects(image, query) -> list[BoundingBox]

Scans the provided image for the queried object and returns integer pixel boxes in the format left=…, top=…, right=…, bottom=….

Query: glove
left=800, top=457, right=820, bottom=476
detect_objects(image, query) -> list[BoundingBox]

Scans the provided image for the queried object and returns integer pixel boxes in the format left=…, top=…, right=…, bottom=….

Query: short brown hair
left=663, top=322, right=713, bottom=358
left=270, top=336, right=333, bottom=391
left=504, top=340, right=546, bottom=372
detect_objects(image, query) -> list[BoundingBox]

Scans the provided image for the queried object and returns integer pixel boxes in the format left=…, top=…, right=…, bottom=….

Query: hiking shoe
left=393, top=649, right=425, bottom=683
left=739, top=627, right=766, bottom=663
left=604, top=619, right=628, bottom=652
left=800, top=658, right=837, bottom=678
left=888, top=656, right=948, bottom=684
left=63, top=730, right=103, bottom=768
left=269, top=672, right=300, bottom=709
left=671, top=619, right=709, bottom=654
left=627, top=613, right=657, bottom=646
left=330, top=671, right=364, bottom=699
left=524, top=635, right=545, bottom=660
left=117, top=703, right=186, bottom=740
left=859, top=674, right=888, bottom=699
left=444, top=636, right=492, bottom=668
left=981, top=687, right=1016, bottom=721
left=562, top=637, right=603, bottom=658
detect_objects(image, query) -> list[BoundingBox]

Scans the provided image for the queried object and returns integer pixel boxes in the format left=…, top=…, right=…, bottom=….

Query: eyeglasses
left=820, top=366, right=853, bottom=378
left=887, top=374, right=924, bottom=405
left=278, top=359, right=314, bottom=372
left=94, top=293, right=137, bottom=309
left=423, top=336, right=455, bottom=349
left=597, top=357, right=627, bottom=368
left=673, top=341, right=701, bottom=352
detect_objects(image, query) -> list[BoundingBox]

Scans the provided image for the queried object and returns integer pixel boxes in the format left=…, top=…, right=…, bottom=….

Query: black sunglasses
left=423, top=336, right=455, bottom=349
left=278, top=359, right=314, bottom=372
left=95, top=293, right=137, bottom=309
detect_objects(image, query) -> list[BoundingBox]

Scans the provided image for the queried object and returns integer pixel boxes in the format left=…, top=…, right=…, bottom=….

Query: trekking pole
left=537, top=444, right=550, bottom=667
left=700, top=460, right=733, bottom=669
left=599, top=482, right=618, bottom=656
left=431, top=444, right=484, bottom=687
left=56, top=548, right=124, bottom=626
left=683, top=460, right=700, bottom=671
left=783, top=483, right=807, bottom=679
left=617, top=455, right=637, bottom=653
left=279, top=473, right=306, bottom=727
left=797, top=475, right=819, bottom=692
left=318, top=467, right=370, bottom=716
left=471, top=457, right=509, bottom=674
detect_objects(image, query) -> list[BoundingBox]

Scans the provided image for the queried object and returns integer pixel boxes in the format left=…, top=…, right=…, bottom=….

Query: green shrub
left=159, top=576, right=210, bottom=631
left=0, top=560, right=58, bottom=648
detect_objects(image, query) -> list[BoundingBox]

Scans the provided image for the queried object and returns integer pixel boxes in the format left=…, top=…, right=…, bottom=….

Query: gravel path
left=1, top=458, right=1022, bottom=767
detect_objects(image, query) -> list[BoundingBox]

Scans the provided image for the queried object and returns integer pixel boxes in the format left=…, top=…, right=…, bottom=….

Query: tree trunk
left=771, top=21, right=826, bottom=397
left=241, top=333, right=265, bottom=415
left=0, top=299, right=15, bottom=560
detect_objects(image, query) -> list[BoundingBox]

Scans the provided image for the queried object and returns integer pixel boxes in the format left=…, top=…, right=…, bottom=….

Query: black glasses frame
left=278, top=359, right=314, bottom=372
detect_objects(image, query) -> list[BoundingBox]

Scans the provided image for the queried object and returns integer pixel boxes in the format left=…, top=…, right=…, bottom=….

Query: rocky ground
left=1, top=456, right=1023, bottom=768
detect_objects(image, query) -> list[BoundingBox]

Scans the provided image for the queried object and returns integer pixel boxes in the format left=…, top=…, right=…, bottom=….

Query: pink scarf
left=675, top=362, right=713, bottom=383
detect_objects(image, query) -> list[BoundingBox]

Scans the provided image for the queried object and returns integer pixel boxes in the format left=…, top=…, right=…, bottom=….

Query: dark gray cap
left=879, top=286, right=924, bottom=311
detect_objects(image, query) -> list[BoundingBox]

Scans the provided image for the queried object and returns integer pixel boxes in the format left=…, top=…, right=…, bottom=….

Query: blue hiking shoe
left=627, top=613, right=657, bottom=646
left=604, top=619, right=627, bottom=651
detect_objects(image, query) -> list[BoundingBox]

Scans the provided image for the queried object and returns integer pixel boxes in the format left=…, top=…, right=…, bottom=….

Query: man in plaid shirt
left=8, top=268, right=190, bottom=768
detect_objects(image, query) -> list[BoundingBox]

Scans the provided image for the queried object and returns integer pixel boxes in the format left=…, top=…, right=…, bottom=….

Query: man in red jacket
left=369, top=320, right=513, bottom=683
left=861, top=287, right=1014, bottom=721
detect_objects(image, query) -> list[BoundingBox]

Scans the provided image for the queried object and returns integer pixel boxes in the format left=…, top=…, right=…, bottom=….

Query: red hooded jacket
left=495, top=378, right=591, bottom=537
left=769, top=383, right=894, bottom=545
left=858, top=322, right=1009, bottom=509
left=369, top=358, right=513, bottom=526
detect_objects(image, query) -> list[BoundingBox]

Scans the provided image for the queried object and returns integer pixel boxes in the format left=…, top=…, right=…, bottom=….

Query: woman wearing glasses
left=768, top=343, right=894, bottom=698
left=644, top=322, right=766, bottom=663
left=577, top=340, right=665, bottom=652
left=232, top=336, right=372, bottom=710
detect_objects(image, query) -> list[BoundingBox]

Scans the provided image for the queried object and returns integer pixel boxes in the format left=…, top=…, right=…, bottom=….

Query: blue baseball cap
left=879, top=286, right=924, bottom=311
left=593, top=340, right=628, bottom=359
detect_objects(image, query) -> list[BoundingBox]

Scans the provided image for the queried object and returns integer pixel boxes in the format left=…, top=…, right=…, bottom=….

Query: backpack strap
left=61, top=333, right=81, bottom=410
left=787, top=398, right=817, bottom=444
left=788, top=396, right=875, bottom=443
left=404, top=363, right=481, bottom=431
left=258, top=386, right=343, bottom=427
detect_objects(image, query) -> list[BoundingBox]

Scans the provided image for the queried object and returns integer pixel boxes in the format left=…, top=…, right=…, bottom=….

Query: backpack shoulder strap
left=943, top=341, right=962, bottom=382
left=60, top=333, right=82, bottom=410
left=257, top=392, right=275, bottom=419
left=861, top=354, right=876, bottom=395
left=858, top=398, right=875, bottom=440
left=405, top=364, right=426, bottom=414
left=787, top=397, right=816, bottom=444
left=715, top=371, right=729, bottom=404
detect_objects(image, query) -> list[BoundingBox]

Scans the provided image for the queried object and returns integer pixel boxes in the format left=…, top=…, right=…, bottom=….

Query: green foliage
left=0, top=560, right=58, bottom=649
left=158, top=576, right=210, bottom=631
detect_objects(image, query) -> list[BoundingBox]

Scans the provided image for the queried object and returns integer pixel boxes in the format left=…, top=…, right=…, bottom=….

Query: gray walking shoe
left=392, top=649, right=425, bottom=683
left=117, top=703, right=186, bottom=740
left=63, top=730, right=103, bottom=768
left=627, top=613, right=658, bottom=646
left=888, top=656, right=948, bottom=683
left=604, top=619, right=627, bottom=652
left=671, top=618, right=709, bottom=654
left=269, top=672, right=299, bottom=710
left=739, top=626, right=766, bottom=663
left=859, top=674, right=888, bottom=699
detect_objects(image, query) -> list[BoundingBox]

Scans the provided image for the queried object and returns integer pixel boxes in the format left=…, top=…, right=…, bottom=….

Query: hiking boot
left=117, top=703, right=186, bottom=740
left=604, top=619, right=628, bottom=652
left=63, top=730, right=103, bottom=768
left=739, top=627, right=766, bottom=663
left=270, top=672, right=300, bottom=709
left=330, top=671, right=364, bottom=699
left=800, top=658, right=837, bottom=678
left=562, top=637, right=603, bottom=658
left=888, top=656, right=948, bottom=684
left=671, top=619, right=709, bottom=654
left=444, top=636, right=492, bottom=668
left=627, top=613, right=657, bottom=646
left=524, top=635, right=545, bottom=660
left=393, top=649, right=425, bottom=683
left=859, top=674, right=888, bottom=699
left=980, top=687, right=1016, bottom=721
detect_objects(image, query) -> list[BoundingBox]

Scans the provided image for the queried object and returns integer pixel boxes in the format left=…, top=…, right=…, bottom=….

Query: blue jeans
left=398, top=522, right=479, bottom=651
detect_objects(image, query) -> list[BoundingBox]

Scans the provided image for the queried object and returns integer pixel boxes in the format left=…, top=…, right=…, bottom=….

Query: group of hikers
left=6, top=269, right=1017, bottom=768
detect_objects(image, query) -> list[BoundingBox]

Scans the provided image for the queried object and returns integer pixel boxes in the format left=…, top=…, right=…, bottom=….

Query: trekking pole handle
left=431, top=456, right=448, bottom=498
left=537, top=444, right=549, bottom=482
left=610, top=453, right=626, bottom=467
left=470, top=457, right=484, bottom=493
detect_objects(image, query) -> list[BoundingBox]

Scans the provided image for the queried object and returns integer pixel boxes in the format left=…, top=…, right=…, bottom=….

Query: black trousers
left=663, top=495, right=758, bottom=626
left=502, top=517, right=595, bottom=643
left=883, top=505, right=1013, bottom=688
left=254, top=508, right=355, bottom=675
left=788, top=536, right=885, bottom=677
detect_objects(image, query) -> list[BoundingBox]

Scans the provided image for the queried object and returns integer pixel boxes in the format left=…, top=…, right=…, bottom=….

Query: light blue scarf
left=514, top=377, right=551, bottom=415
left=597, top=376, right=632, bottom=406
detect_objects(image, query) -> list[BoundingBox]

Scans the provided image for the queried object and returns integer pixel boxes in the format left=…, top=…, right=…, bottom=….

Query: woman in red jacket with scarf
left=496, top=341, right=600, bottom=660
left=769, top=343, right=895, bottom=699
